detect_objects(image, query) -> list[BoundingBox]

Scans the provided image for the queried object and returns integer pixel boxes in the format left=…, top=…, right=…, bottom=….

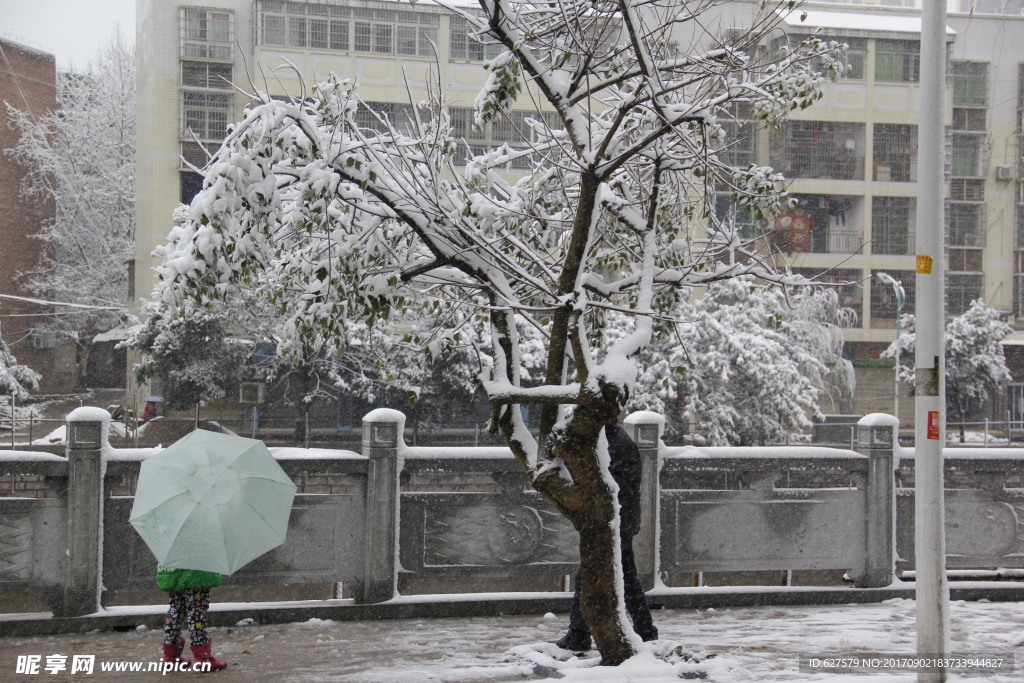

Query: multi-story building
left=134, top=1, right=1024, bottom=426
left=0, top=37, right=77, bottom=393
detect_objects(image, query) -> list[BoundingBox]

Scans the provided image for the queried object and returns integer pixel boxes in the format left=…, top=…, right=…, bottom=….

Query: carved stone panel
left=0, top=498, right=65, bottom=591
left=400, top=492, right=579, bottom=577
left=896, top=489, right=1024, bottom=569
left=661, top=489, right=866, bottom=573
left=106, top=493, right=365, bottom=590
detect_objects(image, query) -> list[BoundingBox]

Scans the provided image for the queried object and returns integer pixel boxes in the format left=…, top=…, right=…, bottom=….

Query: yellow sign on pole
left=916, top=254, right=933, bottom=274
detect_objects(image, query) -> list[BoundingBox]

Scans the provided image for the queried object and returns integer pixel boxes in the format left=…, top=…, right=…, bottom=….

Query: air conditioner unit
left=29, top=329, right=57, bottom=349
left=239, top=381, right=266, bottom=404
left=995, top=165, right=1014, bottom=181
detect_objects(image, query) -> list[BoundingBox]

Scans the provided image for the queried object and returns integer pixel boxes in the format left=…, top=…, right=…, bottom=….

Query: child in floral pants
left=158, top=567, right=227, bottom=670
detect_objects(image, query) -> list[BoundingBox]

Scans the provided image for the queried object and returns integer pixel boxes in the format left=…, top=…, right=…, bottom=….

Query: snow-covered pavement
left=2, top=598, right=1023, bottom=681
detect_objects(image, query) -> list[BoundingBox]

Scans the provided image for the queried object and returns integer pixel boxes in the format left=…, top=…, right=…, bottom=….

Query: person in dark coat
left=554, top=421, right=658, bottom=651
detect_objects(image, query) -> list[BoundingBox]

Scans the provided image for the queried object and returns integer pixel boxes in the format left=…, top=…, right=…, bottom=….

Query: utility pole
left=915, top=3, right=949, bottom=681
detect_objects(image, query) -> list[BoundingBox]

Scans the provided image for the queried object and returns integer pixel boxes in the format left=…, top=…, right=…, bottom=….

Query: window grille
left=952, top=107, right=987, bottom=131
left=947, top=202, right=986, bottom=247
left=950, top=178, right=985, bottom=202
left=951, top=132, right=985, bottom=178
left=181, top=62, right=232, bottom=89
left=717, top=119, right=757, bottom=169
left=948, top=248, right=983, bottom=272
left=179, top=141, right=209, bottom=170
left=769, top=121, right=864, bottom=180
left=952, top=62, right=988, bottom=107
left=352, top=101, right=417, bottom=136
left=871, top=196, right=913, bottom=255
left=776, top=194, right=862, bottom=254
left=791, top=267, right=864, bottom=327
left=180, top=170, right=204, bottom=205
left=946, top=274, right=984, bottom=315
left=449, top=16, right=504, bottom=61
left=840, top=38, right=867, bottom=79
left=713, top=194, right=757, bottom=240
left=181, top=7, right=233, bottom=61
left=260, top=1, right=436, bottom=56
left=1015, top=260, right=1024, bottom=318
left=870, top=269, right=916, bottom=322
left=181, top=90, right=232, bottom=140
left=873, top=124, right=917, bottom=182
left=875, top=39, right=919, bottom=82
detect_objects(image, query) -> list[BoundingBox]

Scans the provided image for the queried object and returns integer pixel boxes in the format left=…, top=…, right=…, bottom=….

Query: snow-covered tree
left=123, top=302, right=249, bottom=411
left=884, top=298, right=1011, bottom=442
left=5, top=33, right=135, bottom=337
left=0, top=336, right=41, bottom=411
left=612, top=278, right=853, bottom=445
left=154, top=0, right=844, bottom=664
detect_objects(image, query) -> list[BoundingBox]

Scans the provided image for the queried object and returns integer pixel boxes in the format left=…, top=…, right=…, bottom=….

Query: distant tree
left=5, top=33, right=135, bottom=338
left=0, top=336, right=41, bottom=414
left=607, top=277, right=853, bottom=445
left=884, top=298, right=1012, bottom=442
left=123, top=302, right=249, bottom=411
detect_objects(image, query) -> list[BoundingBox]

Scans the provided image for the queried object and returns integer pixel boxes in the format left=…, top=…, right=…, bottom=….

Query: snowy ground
left=2, top=598, right=1023, bottom=681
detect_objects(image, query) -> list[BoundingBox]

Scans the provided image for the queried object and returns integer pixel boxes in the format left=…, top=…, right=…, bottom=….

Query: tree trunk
left=539, top=392, right=639, bottom=665
left=576, top=505, right=635, bottom=665
left=954, top=396, right=966, bottom=443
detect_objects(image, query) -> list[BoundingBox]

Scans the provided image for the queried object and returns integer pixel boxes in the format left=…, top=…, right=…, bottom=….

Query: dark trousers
left=566, top=535, right=656, bottom=639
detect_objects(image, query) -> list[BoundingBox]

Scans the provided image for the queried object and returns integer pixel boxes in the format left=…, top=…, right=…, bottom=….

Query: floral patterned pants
left=164, top=588, right=211, bottom=647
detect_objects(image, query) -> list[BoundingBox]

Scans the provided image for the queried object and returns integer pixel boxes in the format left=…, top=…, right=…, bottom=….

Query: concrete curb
left=5, top=583, right=1024, bottom=638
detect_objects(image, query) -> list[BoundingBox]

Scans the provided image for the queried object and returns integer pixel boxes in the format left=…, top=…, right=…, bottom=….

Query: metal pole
left=916, top=3, right=949, bottom=680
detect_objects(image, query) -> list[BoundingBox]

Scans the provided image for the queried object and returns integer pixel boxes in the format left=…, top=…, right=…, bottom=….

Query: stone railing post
left=58, top=408, right=110, bottom=617
left=359, top=409, right=404, bottom=603
left=855, top=413, right=897, bottom=588
left=624, top=411, right=664, bottom=591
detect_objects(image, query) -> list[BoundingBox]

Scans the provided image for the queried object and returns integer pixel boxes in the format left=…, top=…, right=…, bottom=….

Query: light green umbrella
left=129, top=429, right=297, bottom=575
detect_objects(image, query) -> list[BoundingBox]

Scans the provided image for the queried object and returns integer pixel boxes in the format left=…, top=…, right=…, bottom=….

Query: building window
left=181, top=7, right=233, bottom=61
left=448, top=106, right=536, bottom=167
left=839, top=38, right=867, bottom=80
left=181, top=61, right=232, bottom=89
left=870, top=269, right=915, bottom=326
left=182, top=90, right=232, bottom=140
left=180, top=170, right=204, bottom=205
left=792, top=267, right=864, bottom=327
left=875, top=39, right=919, bottom=82
left=713, top=193, right=757, bottom=241
left=948, top=202, right=985, bottom=248
left=179, top=141, right=209, bottom=170
left=449, top=16, right=504, bottom=61
left=769, top=121, right=864, bottom=181
left=871, top=196, right=914, bottom=255
left=717, top=119, right=757, bottom=169
left=260, top=2, right=436, bottom=56
left=774, top=195, right=862, bottom=255
left=952, top=107, right=987, bottom=131
left=951, top=132, right=985, bottom=178
left=950, top=178, right=985, bottom=202
left=946, top=274, right=984, bottom=316
left=952, top=61, right=988, bottom=107
left=873, top=124, right=917, bottom=182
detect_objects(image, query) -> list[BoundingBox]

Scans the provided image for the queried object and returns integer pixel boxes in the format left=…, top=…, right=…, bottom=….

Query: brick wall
left=0, top=39, right=58, bottom=390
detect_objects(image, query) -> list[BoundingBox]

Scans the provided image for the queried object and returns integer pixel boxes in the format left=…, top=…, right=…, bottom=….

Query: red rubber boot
left=190, top=643, right=227, bottom=671
left=162, top=638, right=191, bottom=665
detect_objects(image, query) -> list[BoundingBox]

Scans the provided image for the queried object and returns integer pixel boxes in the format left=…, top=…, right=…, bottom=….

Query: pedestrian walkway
left=2, top=597, right=1022, bottom=681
